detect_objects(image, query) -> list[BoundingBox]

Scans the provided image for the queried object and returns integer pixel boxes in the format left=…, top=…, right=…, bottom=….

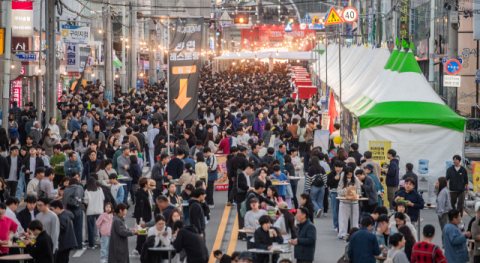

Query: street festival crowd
left=0, top=61, right=474, bottom=263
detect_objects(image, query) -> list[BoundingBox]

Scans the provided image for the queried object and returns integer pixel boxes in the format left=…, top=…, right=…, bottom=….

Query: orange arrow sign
left=174, top=79, right=191, bottom=109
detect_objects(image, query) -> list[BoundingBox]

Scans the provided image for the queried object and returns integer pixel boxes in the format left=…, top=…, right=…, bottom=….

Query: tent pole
left=339, top=26, right=342, bottom=138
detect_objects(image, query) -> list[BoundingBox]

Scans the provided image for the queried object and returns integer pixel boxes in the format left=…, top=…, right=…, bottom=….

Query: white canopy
left=213, top=51, right=322, bottom=60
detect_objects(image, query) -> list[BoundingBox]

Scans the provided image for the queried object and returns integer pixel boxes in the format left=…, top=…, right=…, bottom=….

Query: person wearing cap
left=188, top=188, right=207, bottom=239
left=254, top=215, right=284, bottom=263
left=410, top=224, right=446, bottom=263
left=364, top=164, right=384, bottom=207
left=361, top=151, right=381, bottom=179
left=238, top=251, right=253, bottom=263
left=172, top=220, right=209, bottom=263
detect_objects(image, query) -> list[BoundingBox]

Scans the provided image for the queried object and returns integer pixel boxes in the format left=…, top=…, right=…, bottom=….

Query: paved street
left=52, top=169, right=457, bottom=263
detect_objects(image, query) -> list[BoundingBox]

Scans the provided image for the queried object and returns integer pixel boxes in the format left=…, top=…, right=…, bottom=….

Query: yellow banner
left=473, top=162, right=480, bottom=193
left=0, top=29, right=4, bottom=55
left=369, top=141, right=392, bottom=208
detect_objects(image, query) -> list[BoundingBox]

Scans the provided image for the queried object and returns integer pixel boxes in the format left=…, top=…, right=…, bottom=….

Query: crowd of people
left=0, top=61, right=475, bottom=263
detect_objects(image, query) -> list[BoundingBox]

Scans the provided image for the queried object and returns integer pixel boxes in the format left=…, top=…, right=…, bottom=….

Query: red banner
left=10, top=79, right=22, bottom=107
left=241, top=25, right=315, bottom=49
left=58, top=82, right=62, bottom=101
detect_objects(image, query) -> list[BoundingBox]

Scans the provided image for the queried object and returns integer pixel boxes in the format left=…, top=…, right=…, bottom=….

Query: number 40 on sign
left=342, top=7, right=358, bottom=23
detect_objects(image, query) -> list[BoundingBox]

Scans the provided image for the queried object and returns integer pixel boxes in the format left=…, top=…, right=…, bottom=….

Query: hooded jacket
left=172, top=225, right=209, bottom=263
left=386, top=157, right=400, bottom=187
left=58, top=210, right=78, bottom=252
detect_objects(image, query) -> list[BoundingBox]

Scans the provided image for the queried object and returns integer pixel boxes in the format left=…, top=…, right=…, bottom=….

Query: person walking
left=436, top=177, right=452, bottom=234
left=288, top=207, right=316, bottom=263
left=50, top=200, right=77, bottom=263
left=83, top=177, right=105, bottom=249
left=62, top=177, right=84, bottom=250
left=189, top=188, right=206, bottom=239
left=204, top=147, right=218, bottom=208
left=305, top=156, right=326, bottom=218
left=108, top=203, right=139, bottom=263
left=443, top=209, right=470, bottom=263
left=446, top=155, right=469, bottom=217
left=337, top=167, right=361, bottom=239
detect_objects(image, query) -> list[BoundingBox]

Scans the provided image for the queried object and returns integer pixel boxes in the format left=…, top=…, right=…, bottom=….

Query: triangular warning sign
left=312, top=15, right=319, bottom=23
left=324, top=7, right=344, bottom=25
left=284, top=23, right=293, bottom=32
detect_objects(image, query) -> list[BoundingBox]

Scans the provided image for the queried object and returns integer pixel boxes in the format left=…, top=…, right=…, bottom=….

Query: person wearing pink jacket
left=96, top=203, right=114, bottom=263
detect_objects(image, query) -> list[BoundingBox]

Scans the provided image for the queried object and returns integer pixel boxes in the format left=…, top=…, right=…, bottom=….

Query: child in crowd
left=96, top=203, right=114, bottom=263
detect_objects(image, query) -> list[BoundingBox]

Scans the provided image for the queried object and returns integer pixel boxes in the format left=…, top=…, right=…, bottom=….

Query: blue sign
left=221, top=23, right=231, bottom=27
left=302, top=13, right=312, bottom=23
left=308, top=24, right=325, bottom=30
left=16, top=54, right=36, bottom=61
left=458, top=58, right=463, bottom=64
left=136, top=78, right=144, bottom=91
left=284, top=23, right=293, bottom=32
left=442, top=58, right=447, bottom=64
left=476, top=70, right=480, bottom=83
left=209, top=38, right=214, bottom=50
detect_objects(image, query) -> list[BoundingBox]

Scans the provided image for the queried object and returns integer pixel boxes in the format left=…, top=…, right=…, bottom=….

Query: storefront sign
left=67, top=43, right=78, bottom=71
left=58, top=82, right=62, bottom=101
left=0, top=29, right=4, bottom=55
left=12, top=2, right=33, bottom=37
left=61, top=25, right=90, bottom=44
left=444, top=75, right=461, bottom=87
left=399, top=0, right=410, bottom=41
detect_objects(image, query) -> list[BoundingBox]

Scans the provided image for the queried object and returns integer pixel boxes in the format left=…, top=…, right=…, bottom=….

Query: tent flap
left=358, top=101, right=465, bottom=132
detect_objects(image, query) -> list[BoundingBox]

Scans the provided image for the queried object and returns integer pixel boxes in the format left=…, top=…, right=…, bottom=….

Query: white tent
left=312, top=42, right=465, bottom=203
left=213, top=51, right=323, bottom=60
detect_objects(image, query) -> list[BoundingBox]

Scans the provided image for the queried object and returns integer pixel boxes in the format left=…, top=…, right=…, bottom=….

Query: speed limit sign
left=342, top=7, right=358, bottom=23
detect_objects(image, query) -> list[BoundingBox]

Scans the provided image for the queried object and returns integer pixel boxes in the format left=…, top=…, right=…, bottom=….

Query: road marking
left=72, top=249, right=86, bottom=257
left=227, top=214, right=239, bottom=256
left=208, top=205, right=231, bottom=263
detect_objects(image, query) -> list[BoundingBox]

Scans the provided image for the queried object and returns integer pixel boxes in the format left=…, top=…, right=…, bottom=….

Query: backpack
left=66, top=195, right=81, bottom=209
left=240, top=192, right=257, bottom=218
left=384, top=250, right=402, bottom=263
left=312, top=173, right=324, bottom=187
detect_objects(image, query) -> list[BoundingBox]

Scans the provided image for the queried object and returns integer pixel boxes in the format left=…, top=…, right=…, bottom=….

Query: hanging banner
left=11, top=79, right=22, bottom=107
left=168, top=18, right=202, bottom=121
left=58, top=82, right=62, bottom=101
left=61, top=25, right=90, bottom=44
left=399, top=0, right=410, bottom=42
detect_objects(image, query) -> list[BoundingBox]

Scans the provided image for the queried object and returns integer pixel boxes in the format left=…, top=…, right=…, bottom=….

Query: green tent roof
left=358, top=101, right=465, bottom=132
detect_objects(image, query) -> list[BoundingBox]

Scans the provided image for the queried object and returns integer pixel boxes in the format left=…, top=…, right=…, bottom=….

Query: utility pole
left=447, top=4, right=458, bottom=110
left=103, top=3, right=114, bottom=99
left=121, top=5, right=127, bottom=88
left=428, top=0, right=435, bottom=89
left=148, top=19, right=157, bottom=85
left=129, top=2, right=137, bottom=93
left=376, top=0, right=381, bottom=44
left=1, top=0, right=12, bottom=128
left=45, top=0, right=56, bottom=123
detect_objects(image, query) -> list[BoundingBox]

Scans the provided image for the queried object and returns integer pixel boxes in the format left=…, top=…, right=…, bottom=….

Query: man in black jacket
left=402, top=163, right=418, bottom=191
left=231, top=146, right=249, bottom=178
left=23, top=220, right=54, bottom=263
left=165, top=149, right=185, bottom=179
left=446, top=155, right=469, bottom=217
left=189, top=188, right=206, bottom=240
left=226, top=146, right=238, bottom=206
left=151, top=153, right=171, bottom=201
left=254, top=215, right=284, bottom=263
left=249, top=143, right=262, bottom=167
left=21, top=147, right=45, bottom=186
left=17, top=195, right=39, bottom=231
left=134, top=178, right=152, bottom=255
left=172, top=221, right=209, bottom=263
left=6, top=146, right=22, bottom=198
left=50, top=200, right=77, bottom=263
left=348, top=143, right=363, bottom=166
left=237, top=163, right=256, bottom=240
